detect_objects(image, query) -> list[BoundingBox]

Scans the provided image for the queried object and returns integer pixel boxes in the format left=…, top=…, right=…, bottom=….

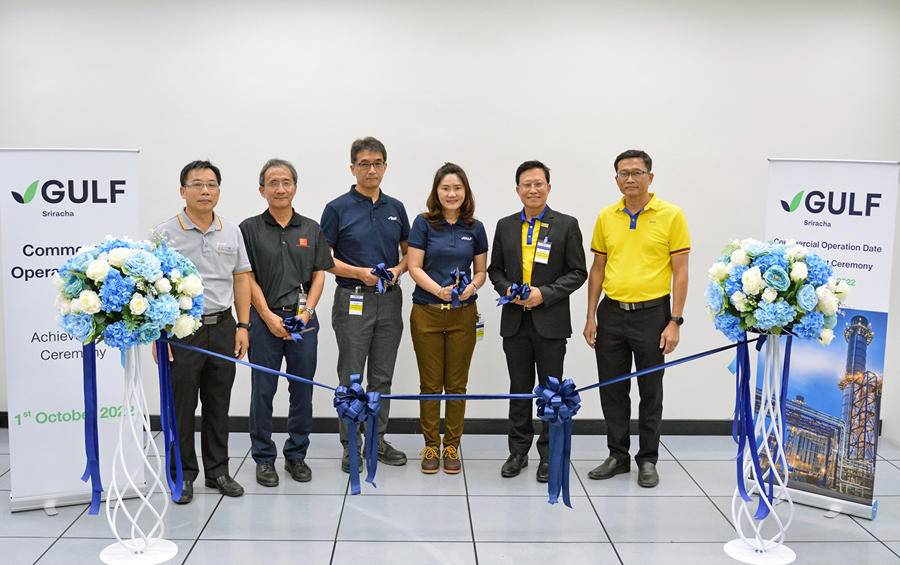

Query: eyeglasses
left=518, top=182, right=547, bottom=190
left=616, top=171, right=649, bottom=180
left=355, top=160, right=386, bottom=170
left=184, top=181, right=220, bottom=190
left=264, top=180, right=296, bottom=189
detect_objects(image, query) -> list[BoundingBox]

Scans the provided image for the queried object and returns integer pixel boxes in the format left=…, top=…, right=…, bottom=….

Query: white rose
left=85, top=259, right=110, bottom=282
left=108, top=247, right=132, bottom=268
left=76, top=290, right=102, bottom=314
left=730, top=249, right=750, bottom=266
left=790, top=262, right=808, bottom=282
left=130, top=293, right=149, bottom=315
left=762, top=288, right=778, bottom=303
left=176, top=274, right=203, bottom=297
left=53, top=273, right=65, bottom=291
left=155, top=277, right=172, bottom=294
left=815, top=286, right=839, bottom=316
left=741, top=266, right=764, bottom=296
left=172, top=314, right=200, bottom=338
left=708, top=262, right=729, bottom=281
left=834, top=280, right=851, bottom=302
left=785, top=239, right=796, bottom=246
left=785, top=245, right=808, bottom=261
left=826, top=276, right=837, bottom=292
left=818, top=328, right=835, bottom=345
left=168, top=268, right=182, bottom=282
left=740, top=238, right=756, bottom=249
left=731, top=291, right=750, bottom=312
left=178, top=295, right=193, bottom=310
left=55, top=293, right=72, bottom=314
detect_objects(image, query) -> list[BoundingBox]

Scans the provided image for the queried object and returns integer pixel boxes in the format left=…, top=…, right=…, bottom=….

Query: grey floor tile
left=0, top=468, right=9, bottom=490
left=63, top=492, right=220, bottom=540
left=37, top=537, right=194, bottom=564
left=711, top=495, right=874, bottom=542
left=201, top=493, right=343, bottom=541
left=232, top=456, right=348, bottom=495
left=186, top=540, right=334, bottom=563
left=0, top=453, right=9, bottom=475
left=456, top=434, right=517, bottom=460
left=886, top=541, right=900, bottom=557
left=333, top=541, right=476, bottom=564
left=877, top=439, right=900, bottom=460
left=661, top=435, right=738, bottom=461
left=875, top=461, right=900, bottom=496
left=303, top=432, right=342, bottom=459
left=616, top=542, right=737, bottom=565
left=678, top=459, right=744, bottom=497
left=594, top=496, right=735, bottom=542
left=362, top=457, right=466, bottom=495
left=574, top=460, right=703, bottom=497
left=855, top=495, right=900, bottom=541
left=0, top=496, right=85, bottom=537
left=0, top=537, right=55, bottom=565
left=476, top=541, right=619, bottom=563
left=464, top=459, right=585, bottom=497
left=338, top=494, right=471, bottom=542
left=570, top=434, right=675, bottom=461
left=469, top=495, right=606, bottom=542
left=770, top=541, right=898, bottom=565
left=0, top=428, right=8, bottom=454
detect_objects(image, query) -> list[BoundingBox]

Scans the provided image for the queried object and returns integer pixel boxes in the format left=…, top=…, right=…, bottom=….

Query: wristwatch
left=671, top=316, right=684, bottom=326
left=303, top=307, right=315, bottom=317
left=236, top=322, right=251, bottom=330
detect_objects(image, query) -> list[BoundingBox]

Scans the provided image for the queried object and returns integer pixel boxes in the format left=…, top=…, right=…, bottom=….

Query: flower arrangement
left=54, top=236, right=204, bottom=348
left=706, top=238, right=849, bottom=344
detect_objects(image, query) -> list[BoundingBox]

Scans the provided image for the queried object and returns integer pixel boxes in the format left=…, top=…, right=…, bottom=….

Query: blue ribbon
left=333, top=374, right=381, bottom=494
left=155, top=332, right=183, bottom=503
left=535, top=377, right=581, bottom=508
left=282, top=316, right=306, bottom=341
left=446, top=268, right=471, bottom=308
left=496, top=282, right=531, bottom=306
left=370, top=263, right=394, bottom=294
left=80, top=342, right=103, bottom=514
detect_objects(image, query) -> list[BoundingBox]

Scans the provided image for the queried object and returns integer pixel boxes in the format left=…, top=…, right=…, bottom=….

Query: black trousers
left=595, top=297, right=669, bottom=466
left=502, top=311, right=566, bottom=459
left=169, top=314, right=236, bottom=481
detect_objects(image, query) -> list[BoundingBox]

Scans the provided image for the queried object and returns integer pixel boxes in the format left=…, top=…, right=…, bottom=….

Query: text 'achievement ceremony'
left=1, top=2, right=899, bottom=564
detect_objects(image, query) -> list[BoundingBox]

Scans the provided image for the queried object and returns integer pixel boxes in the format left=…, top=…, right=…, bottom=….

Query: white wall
left=1, top=0, right=898, bottom=439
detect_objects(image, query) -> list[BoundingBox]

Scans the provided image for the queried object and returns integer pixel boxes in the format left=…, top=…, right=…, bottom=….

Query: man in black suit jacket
left=488, top=160, right=587, bottom=482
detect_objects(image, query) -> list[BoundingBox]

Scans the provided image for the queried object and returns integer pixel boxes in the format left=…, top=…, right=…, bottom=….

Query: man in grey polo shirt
left=240, top=158, right=334, bottom=487
left=156, top=160, right=252, bottom=504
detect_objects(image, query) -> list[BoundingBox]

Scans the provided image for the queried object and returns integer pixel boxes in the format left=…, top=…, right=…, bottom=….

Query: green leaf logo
left=10, top=180, right=39, bottom=204
left=780, top=190, right=804, bottom=213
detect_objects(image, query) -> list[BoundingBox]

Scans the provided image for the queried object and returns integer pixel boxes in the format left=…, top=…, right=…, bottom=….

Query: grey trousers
left=331, top=284, right=404, bottom=446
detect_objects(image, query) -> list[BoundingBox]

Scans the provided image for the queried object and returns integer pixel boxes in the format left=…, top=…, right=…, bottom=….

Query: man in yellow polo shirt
left=583, top=149, right=690, bottom=488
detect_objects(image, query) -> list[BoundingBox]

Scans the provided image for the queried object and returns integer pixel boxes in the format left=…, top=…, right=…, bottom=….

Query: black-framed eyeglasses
left=184, top=181, right=220, bottom=190
left=355, top=160, right=386, bottom=170
left=616, top=171, right=648, bottom=180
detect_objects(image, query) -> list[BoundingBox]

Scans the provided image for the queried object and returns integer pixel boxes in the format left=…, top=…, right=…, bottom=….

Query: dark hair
left=350, top=136, right=387, bottom=164
left=258, top=158, right=298, bottom=186
left=614, top=149, right=652, bottom=172
left=424, top=163, right=475, bottom=229
left=180, top=160, right=221, bottom=186
left=515, top=160, right=550, bottom=185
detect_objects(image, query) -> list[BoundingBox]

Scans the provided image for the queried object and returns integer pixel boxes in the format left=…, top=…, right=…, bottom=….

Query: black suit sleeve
left=488, top=218, right=512, bottom=296
left=538, top=217, right=587, bottom=307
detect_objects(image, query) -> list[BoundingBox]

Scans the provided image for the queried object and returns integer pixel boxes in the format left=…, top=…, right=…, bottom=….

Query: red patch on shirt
left=297, top=238, right=308, bottom=247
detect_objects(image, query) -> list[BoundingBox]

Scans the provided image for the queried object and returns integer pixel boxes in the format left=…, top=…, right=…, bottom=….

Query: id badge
left=349, top=294, right=364, bottom=316
left=296, top=284, right=308, bottom=317
left=534, top=238, right=551, bottom=264
left=476, top=314, right=485, bottom=342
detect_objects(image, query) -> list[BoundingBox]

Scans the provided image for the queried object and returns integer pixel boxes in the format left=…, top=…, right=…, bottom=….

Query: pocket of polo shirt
left=217, top=243, right=238, bottom=255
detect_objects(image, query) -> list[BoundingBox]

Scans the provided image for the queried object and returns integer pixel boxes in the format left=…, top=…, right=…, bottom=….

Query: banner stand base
left=724, top=540, right=796, bottom=564
left=100, top=539, right=178, bottom=565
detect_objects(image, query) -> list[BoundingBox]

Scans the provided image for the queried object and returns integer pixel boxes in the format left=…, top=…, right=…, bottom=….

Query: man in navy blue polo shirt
left=321, top=136, right=411, bottom=472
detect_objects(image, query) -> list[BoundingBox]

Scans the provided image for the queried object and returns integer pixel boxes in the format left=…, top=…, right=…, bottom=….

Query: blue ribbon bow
left=156, top=332, right=184, bottom=504
left=446, top=268, right=471, bottom=308
left=370, top=263, right=394, bottom=294
left=80, top=342, right=103, bottom=514
left=496, top=282, right=531, bottom=306
left=333, top=374, right=381, bottom=494
left=535, top=377, right=581, bottom=507
left=282, top=316, right=306, bottom=341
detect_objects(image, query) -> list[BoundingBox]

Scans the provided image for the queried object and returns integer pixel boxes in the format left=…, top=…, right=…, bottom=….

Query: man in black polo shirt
left=321, top=136, right=410, bottom=472
left=240, top=158, right=334, bottom=486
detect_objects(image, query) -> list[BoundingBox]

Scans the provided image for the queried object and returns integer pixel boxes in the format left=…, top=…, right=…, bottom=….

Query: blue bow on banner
left=496, top=282, right=531, bottom=306
left=446, top=268, right=471, bottom=308
left=535, top=377, right=581, bottom=507
left=333, top=374, right=381, bottom=494
left=155, top=332, right=183, bottom=504
left=282, top=316, right=306, bottom=341
left=370, top=263, right=394, bottom=294
left=80, top=342, right=103, bottom=514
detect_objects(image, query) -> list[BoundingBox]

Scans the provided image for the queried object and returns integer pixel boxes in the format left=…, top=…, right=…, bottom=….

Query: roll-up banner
left=765, top=158, right=900, bottom=519
left=0, top=148, right=144, bottom=512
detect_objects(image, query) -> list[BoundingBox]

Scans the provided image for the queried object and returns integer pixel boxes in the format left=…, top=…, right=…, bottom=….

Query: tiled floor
left=1, top=429, right=899, bottom=564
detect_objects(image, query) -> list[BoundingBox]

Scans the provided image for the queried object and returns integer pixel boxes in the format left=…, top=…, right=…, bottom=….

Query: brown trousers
left=410, top=302, right=478, bottom=449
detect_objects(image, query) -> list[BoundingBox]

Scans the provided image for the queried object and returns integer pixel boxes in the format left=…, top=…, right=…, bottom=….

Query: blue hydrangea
left=745, top=241, right=772, bottom=256
left=146, top=294, right=180, bottom=327
left=63, top=274, right=85, bottom=299
left=122, top=250, right=163, bottom=282
left=60, top=250, right=96, bottom=276
left=706, top=281, right=725, bottom=314
left=152, top=244, right=182, bottom=274
left=175, top=254, right=198, bottom=277
left=797, top=284, right=818, bottom=312
left=60, top=313, right=94, bottom=343
left=794, top=312, right=825, bottom=339
left=762, top=265, right=790, bottom=292
left=823, top=314, right=837, bottom=330
left=136, top=321, right=161, bottom=344
left=753, top=301, right=796, bottom=331
left=189, top=295, right=204, bottom=318
left=715, top=313, right=744, bottom=342
left=99, top=268, right=135, bottom=313
left=102, top=321, right=139, bottom=349
left=724, top=265, right=748, bottom=298
left=804, top=254, right=832, bottom=287
left=96, top=238, right=133, bottom=254
left=752, top=251, right=789, bottom=274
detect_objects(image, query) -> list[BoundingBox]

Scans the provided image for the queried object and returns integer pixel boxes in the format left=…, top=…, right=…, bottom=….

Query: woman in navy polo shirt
left=408, top=162, right=488, bottom=474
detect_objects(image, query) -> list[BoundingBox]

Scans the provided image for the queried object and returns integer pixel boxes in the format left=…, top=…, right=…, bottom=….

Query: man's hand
left=583, top=317, right=597, bottom=349
left=514, top=286, right=544, bottom=308
left=436, top=285, right=454, bottom=302
left=659, top=322, right=680, bottom=355
left=151, top=343, right=174, bottom=364
left=263, top=310, right=290, bottom=339
left=460, top=283, right=476, bottom=301
left=387, top=266, right=402, bottom=285
left=358, top=266, right=380, bottom=287
left=234, top=328, right=249, bottom=359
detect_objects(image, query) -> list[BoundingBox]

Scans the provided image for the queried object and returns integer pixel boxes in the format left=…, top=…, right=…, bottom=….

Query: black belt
left=339, top=284, right=395, bottom=293
left=272, top=305, right=297, bottom=312
left=200, top=310, right=231, bottom=325
left=605, top=295, right=669, bottom=311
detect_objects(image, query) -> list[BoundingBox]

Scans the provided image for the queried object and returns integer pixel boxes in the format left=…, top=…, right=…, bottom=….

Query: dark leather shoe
left=341, top=447, right=363, bottom=474
left=256, top=462, right=279, bottom=487
left=174, top=479, right=193, bottom=504
left=637, top=461, right=659, bottom=488
left=285, top=459, right=312, bottom=482
left=587, top=456, right=630, bottom=480
left=500, top=453, right=528, bottom=478
left=536, top=459, right=550, bottom=483
left=377, top=439, right=408, bottom=466
left=205, top=474, right=244, bottom=497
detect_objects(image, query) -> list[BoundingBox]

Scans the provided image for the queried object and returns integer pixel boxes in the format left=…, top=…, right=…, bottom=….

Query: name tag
left=349, top=294, right=364, bottom=316
left=476, top=315, right=484, bottom=342
left=534, top=239, right=551, bottom=264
